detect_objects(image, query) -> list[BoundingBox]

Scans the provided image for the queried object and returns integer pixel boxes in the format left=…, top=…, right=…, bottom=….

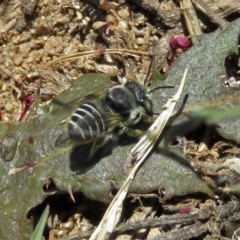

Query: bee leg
left=87, top=134, right=112, bottom=160
left=142, top=115, right=155, bottom=123
left=123, top=127, right=143, bottom=138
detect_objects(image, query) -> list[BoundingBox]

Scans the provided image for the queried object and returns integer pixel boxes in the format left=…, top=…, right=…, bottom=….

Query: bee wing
left=54, top=88, right=109, bottom=109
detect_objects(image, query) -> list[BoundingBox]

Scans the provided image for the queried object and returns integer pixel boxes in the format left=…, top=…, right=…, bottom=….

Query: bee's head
left=105, top=83, right=151, bottom=126
left=105, top=81, right=173, bottom=127
left=125, top=81, right=153, bottom=114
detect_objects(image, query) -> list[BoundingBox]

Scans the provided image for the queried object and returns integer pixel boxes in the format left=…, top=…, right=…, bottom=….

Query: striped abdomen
left=68, top=102, right=106, bottom=141
left=84, top=1, right=106, bottom=23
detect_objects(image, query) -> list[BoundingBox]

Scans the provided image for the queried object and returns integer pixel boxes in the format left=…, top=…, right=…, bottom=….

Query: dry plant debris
left=1, top=0, right=240, bottom=240
left=90, top=70, right=187, bottom=240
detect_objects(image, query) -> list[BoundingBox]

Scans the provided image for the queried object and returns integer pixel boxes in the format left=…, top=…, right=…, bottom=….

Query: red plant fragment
left=101, top=21, right=112, bottom=37
left=178, top=207, right=191, bottom=214
left=98, top=46, right=106, bottom=55
left=28, top=136, right=34, bottom=144
left=168, top=37, right=192, bottom=66
left=18, top=96, right=35, bottom=121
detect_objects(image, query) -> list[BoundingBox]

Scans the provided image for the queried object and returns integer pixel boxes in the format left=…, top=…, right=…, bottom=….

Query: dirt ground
left=1, top=0, right=240, bottom=239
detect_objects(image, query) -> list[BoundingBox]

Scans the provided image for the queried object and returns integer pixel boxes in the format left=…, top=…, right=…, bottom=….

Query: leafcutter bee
left=67, top=80, right=172, bottom=160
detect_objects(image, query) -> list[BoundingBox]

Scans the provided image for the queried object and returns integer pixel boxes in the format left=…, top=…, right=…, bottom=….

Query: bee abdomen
left=84, top=1, right=105, bottom=23
left=68, top=103, right=105, bottom=141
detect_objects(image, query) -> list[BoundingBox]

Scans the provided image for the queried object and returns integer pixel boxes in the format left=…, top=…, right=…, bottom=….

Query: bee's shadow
left=69, top=133, right=137, bottom=174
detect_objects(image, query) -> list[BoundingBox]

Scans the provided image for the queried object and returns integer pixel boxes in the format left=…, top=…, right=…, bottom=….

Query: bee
left=67, top=80, right=172, bottom=160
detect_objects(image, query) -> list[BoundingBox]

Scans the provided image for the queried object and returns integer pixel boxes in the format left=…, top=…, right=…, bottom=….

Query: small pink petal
left=170, top=37, right=192, bottom=52
left=178, top=207, right=191, bottom=214
left=98, top=46, right=106, bottom=55
left=168, top=37, right=192, bottom=66
left=25, top=96, right=35, bottom=107
left=101, top=21, right=112, bottom=36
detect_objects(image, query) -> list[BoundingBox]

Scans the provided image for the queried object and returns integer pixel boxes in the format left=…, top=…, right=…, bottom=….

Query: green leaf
left=0, top=73, right=112, bottom=240
left=152, top=18, right=240, bottom=143
left=2, top=18, right=240, bottom=239
left=163, top=106, right=240, bottom=146
left=30, top=205, right=49, bottom=240
left=152, top=56, right=165, bottom=81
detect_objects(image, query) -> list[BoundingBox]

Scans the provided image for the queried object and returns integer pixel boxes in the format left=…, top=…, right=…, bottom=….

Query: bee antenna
left=148, top=85, right=174, bottom=94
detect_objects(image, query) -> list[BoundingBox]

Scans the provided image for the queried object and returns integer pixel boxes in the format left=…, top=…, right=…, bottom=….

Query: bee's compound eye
left=125, top=82, right=152, bottom=113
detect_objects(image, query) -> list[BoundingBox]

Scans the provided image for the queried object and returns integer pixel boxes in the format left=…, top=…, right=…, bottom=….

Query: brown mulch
left=1, top=0, right=240, bottom=239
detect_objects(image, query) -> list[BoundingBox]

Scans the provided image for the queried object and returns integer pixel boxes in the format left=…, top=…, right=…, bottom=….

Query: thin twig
left=47, top=49, right=152, bottom=68
left=180, top=0, right=202, bottom=43
left=61, top=230, right=94, bottom=240
left=130, top=69, right=188, bottom=160
left=114, top=213, right=198, bottom=234
left=148, top=221, right=208, bottom=240
left=90, top=69, right=188, bottom=240
left=191, top=0, right=227, bottom=27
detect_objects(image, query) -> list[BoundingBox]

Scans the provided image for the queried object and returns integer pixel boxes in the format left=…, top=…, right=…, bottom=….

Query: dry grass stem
left=180, top=0, right=202, bottom=42
left=192, top=0, right=228, bottom=27
left=47, top=49, right=152, bottom=69
left=90, top=69, right=188, bottom=240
